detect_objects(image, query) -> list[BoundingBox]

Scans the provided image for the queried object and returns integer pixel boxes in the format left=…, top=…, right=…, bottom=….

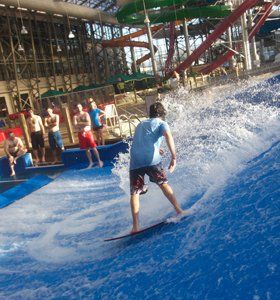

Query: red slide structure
left=102, top=25, right=163, bottom=66
left=165, top=0, right=268, bottom=79
left=200, top=1, right=275, bottom=74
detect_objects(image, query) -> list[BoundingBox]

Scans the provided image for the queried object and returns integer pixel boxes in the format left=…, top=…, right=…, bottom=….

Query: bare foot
left=10, top=171, right=15, bottom=177
left=131, top=226, right=139, bottom=234
left=98, top=160, right=104, bottom=168
left=175, top=210, right=190, bottom=219
left=87, top=162, right=94, bottom=169
left=176, top=208, right=184, bottom=215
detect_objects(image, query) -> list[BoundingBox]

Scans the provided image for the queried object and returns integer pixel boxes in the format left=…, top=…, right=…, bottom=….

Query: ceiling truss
left=63, top=0, right=118, bottom=14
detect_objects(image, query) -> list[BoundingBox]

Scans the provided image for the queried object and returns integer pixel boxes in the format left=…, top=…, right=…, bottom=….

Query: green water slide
left=116, top=0, right=231, bottom=25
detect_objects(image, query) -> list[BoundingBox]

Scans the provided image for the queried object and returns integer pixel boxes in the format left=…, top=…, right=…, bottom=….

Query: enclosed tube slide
left=116, top=0, right=231, bottom=25
left=114, top=0, right=231, bottom=69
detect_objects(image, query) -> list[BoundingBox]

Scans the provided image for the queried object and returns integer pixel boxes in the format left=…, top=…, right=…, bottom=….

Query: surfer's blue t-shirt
left=89, top=109, right=101, bottom=127
left=130, top=118, right=170, bottom=170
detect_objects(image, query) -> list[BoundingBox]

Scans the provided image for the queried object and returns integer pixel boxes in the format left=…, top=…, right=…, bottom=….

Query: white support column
left=182, top=17, right=191, bottom=57
left=182, top=5, right=191, bottom=83
left=248, top=10, right=260, bottom=67
left=227, top=27, right=235, bottom=68
left=241, top=11, right=252, bottom=70
left=260, top=38, right=265, bottom=62
left=144, top=16, right=158, bottom=79
left=130, top=46, right=137, bottom=73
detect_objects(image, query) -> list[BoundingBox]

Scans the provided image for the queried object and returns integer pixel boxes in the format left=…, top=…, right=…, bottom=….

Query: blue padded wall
left=61, top=140, right=129, bottom=167
left=0, top=174, right=53, bottom=208
left=0, top=153, right=33, bottom=178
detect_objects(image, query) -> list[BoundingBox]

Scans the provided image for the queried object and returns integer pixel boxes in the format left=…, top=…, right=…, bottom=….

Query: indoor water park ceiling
left=63, top=0, right=118, bottom=14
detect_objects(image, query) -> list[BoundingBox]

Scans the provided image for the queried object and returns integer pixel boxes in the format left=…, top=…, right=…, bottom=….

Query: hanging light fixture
left=68, top=30, right=75, bottom=39
left=21, top=25, right=28, bottom=35
left=66, top=10, right=75, bottom=39
left=17, top=0, right=28, bottom=35
left=57, top=45, right=62, bottom=52
left=18, top=44, right=24, bottom=52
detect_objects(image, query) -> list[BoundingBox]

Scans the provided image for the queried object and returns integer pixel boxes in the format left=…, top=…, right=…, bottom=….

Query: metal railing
left=118, top=114, right=142, bottom=137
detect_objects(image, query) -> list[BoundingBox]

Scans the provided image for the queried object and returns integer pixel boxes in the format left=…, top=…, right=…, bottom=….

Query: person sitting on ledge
left=4, top=131, right=27, bottom=176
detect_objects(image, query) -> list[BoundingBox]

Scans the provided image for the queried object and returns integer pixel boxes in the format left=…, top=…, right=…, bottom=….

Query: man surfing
left=129, top=102, right=183, bottom=233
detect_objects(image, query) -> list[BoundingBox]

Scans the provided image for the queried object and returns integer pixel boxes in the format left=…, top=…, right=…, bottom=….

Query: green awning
left=88, top=84, right=103, bottom=89
left=131, top=72, right=155, bottom=81
left=106, top=72, right=155, bottom=84
left=41, top=89, right=65, bottom=99
left=73, top=84, right=104, bottom=92
left=73, top=85, right=89, bottom=92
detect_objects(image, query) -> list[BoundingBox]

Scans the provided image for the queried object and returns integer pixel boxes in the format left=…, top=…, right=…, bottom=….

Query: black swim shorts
left=31, top=131, right=44, bottom=150
left=92, top=125, right=104, bottom=131
left=129, top=163, right=168, bottom=195
left=8, top=149, right=19, bottom=158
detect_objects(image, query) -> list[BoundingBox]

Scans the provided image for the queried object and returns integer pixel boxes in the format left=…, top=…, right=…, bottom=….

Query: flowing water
left=0, top=74, right=279, bottom=299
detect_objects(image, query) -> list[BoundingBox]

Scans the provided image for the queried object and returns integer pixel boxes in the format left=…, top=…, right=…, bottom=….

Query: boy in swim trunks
left=44, top=107, right=65, bottom=164
left=129, top=102, right=183, bottom=233
left=4, top=132, right=27, bottom=176
left=73, top=103, right=103, bottom=168
left=87, top=98, right=106, bottom=146
left=27, top=108, right=46, bottom=165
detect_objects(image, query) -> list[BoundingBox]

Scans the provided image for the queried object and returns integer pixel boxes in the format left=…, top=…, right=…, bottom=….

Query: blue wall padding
left=0, top=175, right=53, bottom=209
left=0, top=153, right=33, bottom=178
left=0, top=195, right=8, bottom=207
left=61, top=140, right=129, bottom=167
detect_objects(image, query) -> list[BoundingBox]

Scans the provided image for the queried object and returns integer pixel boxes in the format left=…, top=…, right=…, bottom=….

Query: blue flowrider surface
left=0, top=175, right=53, bottom=209
left=0, top=74, right=279, bottom=299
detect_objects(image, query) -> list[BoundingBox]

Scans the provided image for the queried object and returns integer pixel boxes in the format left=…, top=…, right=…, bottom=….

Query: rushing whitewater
left=0, top=74, right=279, bottom=299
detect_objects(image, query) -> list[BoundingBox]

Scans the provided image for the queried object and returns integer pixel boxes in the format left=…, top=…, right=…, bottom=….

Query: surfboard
left=104, top=213, right=189, bottom=242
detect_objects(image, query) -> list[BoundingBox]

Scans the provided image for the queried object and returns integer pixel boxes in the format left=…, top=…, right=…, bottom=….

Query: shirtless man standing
left=4, top=132, right=27, bottom=176
left=26, top=108, right=46, bottom=164
left=73, top=103, right=103, bottom=168
left=44, top=107, right=64, bottom=164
